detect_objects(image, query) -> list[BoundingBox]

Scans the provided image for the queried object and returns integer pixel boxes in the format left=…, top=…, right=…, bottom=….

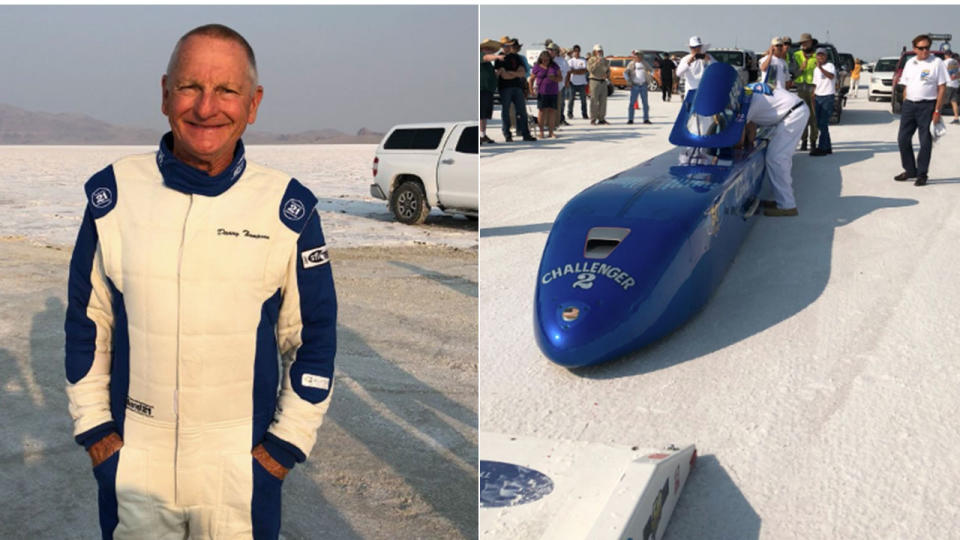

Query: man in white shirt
left=759, top=37, right=789, bottom=89
left=896, top=34, right=949, bottom=186
left=676, top=35, right=715, bottom=99
left=810, top=48, right=836, bottom=156
left=739, top=83, right=810, bottom=216
left=626, top=50, right=652, bottom=124
left=566, top=45, right=589, bottom=119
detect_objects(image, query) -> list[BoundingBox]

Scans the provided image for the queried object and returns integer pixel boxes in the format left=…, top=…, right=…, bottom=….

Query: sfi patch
left=301, top=373, right=330, bottom=390
left=300, top=246, right=329, bottom=269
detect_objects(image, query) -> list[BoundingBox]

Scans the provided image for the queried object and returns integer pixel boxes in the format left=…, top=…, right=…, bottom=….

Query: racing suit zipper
left=174, top=194, right=193, bottom=504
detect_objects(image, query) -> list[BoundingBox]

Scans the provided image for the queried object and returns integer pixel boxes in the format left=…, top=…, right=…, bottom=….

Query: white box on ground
left=480, top=432, right=696, bottom=540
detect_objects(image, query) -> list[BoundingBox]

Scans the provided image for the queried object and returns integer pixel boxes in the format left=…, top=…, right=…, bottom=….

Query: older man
left=759, top=37, right=789, bottom=89
left=895, top=34, right=948, bottom=186
left=65, top=24, right=337, bottom=538
left=587, top=44, right=611, bottom=124
left=792, top=33, right=820, bottom=151
left=676, top=36, right=715, bottom=99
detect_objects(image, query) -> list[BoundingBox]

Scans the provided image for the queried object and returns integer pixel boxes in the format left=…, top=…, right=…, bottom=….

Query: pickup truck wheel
left=390, top=182, right=430, bottom=224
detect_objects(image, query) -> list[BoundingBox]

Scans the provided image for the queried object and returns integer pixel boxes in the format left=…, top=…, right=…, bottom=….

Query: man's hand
left=253, top=443, right=289, bottom=480
left=88, top=432, right=123, bottom=468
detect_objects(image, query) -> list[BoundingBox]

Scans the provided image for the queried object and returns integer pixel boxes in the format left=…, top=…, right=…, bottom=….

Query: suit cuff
left=75, top=421, right=116, bottom=450
left=262, top=433, right=306, bottom=469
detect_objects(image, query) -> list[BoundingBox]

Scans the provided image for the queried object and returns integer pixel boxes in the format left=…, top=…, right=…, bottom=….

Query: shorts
left=946, top=85, right=959, bottom=104
left=537, top=94, right=558, bottom=110
left=480, top=90, right=494, bottom=120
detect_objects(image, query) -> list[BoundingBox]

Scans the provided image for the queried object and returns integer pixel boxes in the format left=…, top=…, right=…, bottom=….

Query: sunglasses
left=916, top=45, right=931, bottom=51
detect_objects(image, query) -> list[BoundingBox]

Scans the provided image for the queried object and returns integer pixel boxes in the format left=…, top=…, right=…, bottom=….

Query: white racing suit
left=746, top=87, right=810, bottom=209
left=65, top=134, right=337, bottom=539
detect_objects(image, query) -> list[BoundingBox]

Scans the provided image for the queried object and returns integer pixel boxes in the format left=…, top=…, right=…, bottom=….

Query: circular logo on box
left=283, top=198, right=306, bottom=221
left=90, top=187, right=113, bottom=209
left=479, top=460, right=554, bottom=508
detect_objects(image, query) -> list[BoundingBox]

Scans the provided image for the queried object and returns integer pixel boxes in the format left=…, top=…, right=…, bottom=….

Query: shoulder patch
left=83, top=165, right=118, bottom=219
left=279, top=178, right=319, bottom=233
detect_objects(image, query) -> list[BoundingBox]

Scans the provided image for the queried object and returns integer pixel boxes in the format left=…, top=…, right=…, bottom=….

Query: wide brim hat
left=480, top=38, right=501, bottom=51
left=689, top=36, right=709, bottom=49
left=592, top=43, right=604, bottom=52
left=799, top=33, right=819, bottom=46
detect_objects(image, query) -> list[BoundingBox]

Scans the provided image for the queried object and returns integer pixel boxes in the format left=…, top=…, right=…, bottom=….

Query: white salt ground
left=0, top=143, right=476, bottom=249
left=480, top=91, right=960, bottom=538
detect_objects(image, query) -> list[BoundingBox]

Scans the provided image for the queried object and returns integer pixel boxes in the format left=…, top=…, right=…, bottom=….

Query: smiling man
left=65, top=24, right=337, bottom=539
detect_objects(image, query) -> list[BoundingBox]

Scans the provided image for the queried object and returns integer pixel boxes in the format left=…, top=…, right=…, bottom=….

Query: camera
left=695, top=53, right=705, bottom=60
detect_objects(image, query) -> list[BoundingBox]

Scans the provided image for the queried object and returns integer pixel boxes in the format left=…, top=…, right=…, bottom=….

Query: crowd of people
left=481, top=32, right=954, bottom=215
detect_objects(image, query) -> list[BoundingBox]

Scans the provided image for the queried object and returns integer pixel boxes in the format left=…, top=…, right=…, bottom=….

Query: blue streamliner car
left=534, top=63, right=771, bottom=367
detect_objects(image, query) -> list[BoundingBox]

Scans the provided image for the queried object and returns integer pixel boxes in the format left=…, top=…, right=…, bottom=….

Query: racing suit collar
left=156, top=132, right=247, bottom=197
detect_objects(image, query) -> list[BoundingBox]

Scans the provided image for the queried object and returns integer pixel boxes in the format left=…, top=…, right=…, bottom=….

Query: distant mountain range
left=0, top=104, right=384, bottom=144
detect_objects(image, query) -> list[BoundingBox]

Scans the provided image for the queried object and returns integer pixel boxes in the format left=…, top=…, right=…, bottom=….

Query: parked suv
left=869, top=56, right=899, bottom=101
left=370, top=121, right=478, bottom=224
left=709, top=48, right=759, bottom=87
left=891, top=50, right=950, bottom=114
left=787, top=42, right=849, bottom=123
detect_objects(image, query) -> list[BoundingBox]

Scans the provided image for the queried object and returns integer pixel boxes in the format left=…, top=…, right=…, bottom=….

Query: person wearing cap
left=676, top=36, right=715, bottom=99
left=760, top=37, right=789, bottom=89
left=494, top=37, right=537, bottom=142
left=567, top=45, right=589, bottom=119
left=626, top=50, right=652, bottom=124
left=895, top=34, right=948, bottom=186
left=810, top=48, right=836, bottom=156
left=738, top=82, right=810, bottom=217
left=480, top=38, right=504, bottom=144
left=792, top=33, right=820, bottom=151
left=587, top=44, right=611, bottom=124
left=547, top=43, right=571, bottom=127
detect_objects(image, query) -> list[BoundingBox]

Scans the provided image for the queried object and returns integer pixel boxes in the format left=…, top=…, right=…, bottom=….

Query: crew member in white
left=676, top=35, right=715, bottom=98
left=738, top=83, right=810, bottom=217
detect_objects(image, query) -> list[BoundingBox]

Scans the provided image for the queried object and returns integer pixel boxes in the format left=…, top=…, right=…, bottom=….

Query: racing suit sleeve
left=264, top=206, right=337, bottom=468
left=65, top=179, right=118, bottom=450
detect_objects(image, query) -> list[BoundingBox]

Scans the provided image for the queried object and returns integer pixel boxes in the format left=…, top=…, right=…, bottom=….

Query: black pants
left=661, top=79, right=672, bottom=101
left=898, top=99, right=936, bottom=176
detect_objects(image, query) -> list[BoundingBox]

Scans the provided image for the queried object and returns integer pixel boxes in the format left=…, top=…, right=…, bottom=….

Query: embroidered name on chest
left=217, top=228, right=271, bottom=240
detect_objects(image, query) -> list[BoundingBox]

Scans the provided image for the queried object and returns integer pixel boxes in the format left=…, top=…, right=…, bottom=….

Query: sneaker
left=764, top=207, right=799, bottom=217
left=504, top=134, right=513, bottom=142
left=915, top=174, right=928, bottom=186
left=522, top=135, right=537, bottom=142
left=627, top=120, right=634, bottom=124
left=952, top=119, right=960, bottom=125
left=599, top=120, right=610, bottom=125
left=894, top=171, right=916, bottom=181
left=643, top=120, right=652, bottom=124
left=590, top=119, right=598, bottom=125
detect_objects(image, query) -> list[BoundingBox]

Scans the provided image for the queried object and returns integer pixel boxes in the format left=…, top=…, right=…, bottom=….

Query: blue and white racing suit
left=65, top=133, right=337, bottom=539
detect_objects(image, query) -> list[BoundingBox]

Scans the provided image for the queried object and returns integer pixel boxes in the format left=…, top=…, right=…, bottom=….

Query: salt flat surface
left=0, top=144, right=476, bottom=249
left=479, top=92, right=960, bottom=538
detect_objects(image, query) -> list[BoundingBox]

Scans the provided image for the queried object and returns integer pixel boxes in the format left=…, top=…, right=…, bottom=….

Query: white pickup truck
left=370, top=121, right=478, bottom=224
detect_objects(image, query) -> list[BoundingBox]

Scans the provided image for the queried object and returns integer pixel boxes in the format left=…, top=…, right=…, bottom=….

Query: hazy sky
left=0, top=5, right=477, bottom=134
left=480, top=5, right=960, bottom=63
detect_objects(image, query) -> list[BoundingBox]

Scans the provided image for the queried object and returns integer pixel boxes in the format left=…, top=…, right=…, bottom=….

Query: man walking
left=587, top=44, right=611, bottom=124
left=567, top=45, right=589, bottom=119
left=626, top=50, right=652, bottom=124
left=810, top=48, right=836, bottom=156
left=792, top=33, right=819, bottom=151
left=895, top=34, right=948, bottom=186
